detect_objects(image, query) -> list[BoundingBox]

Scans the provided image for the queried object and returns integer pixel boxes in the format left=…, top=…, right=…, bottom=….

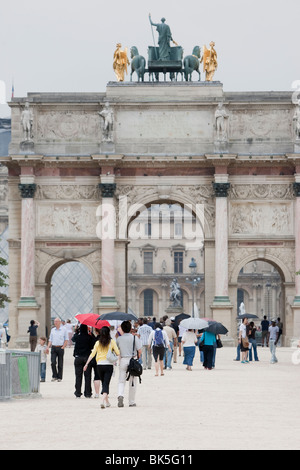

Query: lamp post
left=186, top=258, right=201, bottom=318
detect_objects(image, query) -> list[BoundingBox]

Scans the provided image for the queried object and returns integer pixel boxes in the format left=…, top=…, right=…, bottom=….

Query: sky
left=1, top=0, right=300, bottom=118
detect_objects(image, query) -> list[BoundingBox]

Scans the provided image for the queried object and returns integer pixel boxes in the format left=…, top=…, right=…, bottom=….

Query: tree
left=0, top=253, right=10, bottom=308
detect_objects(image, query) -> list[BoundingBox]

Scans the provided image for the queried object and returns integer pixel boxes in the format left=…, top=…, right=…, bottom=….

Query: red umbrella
left=75, top=313, right=110, bottom=329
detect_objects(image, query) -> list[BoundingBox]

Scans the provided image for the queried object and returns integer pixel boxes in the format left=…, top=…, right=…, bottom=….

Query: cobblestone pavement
left=1, top=346, right=300, bottom=450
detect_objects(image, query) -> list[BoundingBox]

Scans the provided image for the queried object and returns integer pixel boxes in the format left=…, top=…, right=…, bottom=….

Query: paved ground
left=1, top=345, right=300, bottom=451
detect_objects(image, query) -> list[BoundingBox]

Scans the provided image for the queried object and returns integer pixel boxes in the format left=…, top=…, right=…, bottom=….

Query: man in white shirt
left=137, top=318, right=153, bottom=370
left=267, top=319, right=279, bottom=364
left=47, top=317, right=68, bottom=381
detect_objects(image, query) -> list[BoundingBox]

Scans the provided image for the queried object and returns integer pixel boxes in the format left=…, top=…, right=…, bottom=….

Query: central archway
left=126, top=200, right=206, bottom=318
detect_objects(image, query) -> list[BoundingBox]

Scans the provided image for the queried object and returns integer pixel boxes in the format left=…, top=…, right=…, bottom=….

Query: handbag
left=242, top=336, right=249, bottom=349
left=126, top=336, right=143, bottom=384
left=216, top=338, right=223, bottom=349
left=106, top=342, right=118, bottom=364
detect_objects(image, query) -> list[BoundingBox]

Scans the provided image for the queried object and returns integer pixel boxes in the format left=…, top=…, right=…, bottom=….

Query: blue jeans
left=164, top=341, right=174, bottom=368
left=249, top=338, right=259, bottom=361
left=40, top=362, right=46, bottom=380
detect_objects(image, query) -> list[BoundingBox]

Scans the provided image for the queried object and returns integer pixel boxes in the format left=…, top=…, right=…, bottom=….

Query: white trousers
left=118, top=357, right=137, bottom=405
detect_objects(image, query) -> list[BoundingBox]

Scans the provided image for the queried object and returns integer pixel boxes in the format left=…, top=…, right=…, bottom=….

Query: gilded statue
left=113, top=43, right=130, bottom=82
left=201, top=41, right=218, bottom=81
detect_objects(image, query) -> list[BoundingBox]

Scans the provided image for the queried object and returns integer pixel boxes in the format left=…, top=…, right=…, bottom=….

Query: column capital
left=212, top=182, right=230, bottom=197
left=293, top=182, right=300, bottom=197
left=18, top=183, right=37, bottom=198
left=99, top=183, right=116, bottom=198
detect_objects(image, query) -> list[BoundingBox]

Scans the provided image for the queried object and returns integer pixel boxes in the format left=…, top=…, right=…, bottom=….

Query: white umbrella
left=180, top=317, right=209, bottom=330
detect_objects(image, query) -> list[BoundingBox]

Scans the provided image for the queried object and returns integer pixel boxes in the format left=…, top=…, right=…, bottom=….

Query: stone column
left=212, top=180, right=231, bottom=303
left=16, top=170, right=39, bottom=348
left=18, top=182, right=38, bottom=307
left=210, top=174, right=233, bottom=344
left=98, top=174, right=119, bottom=313
left=292, top=181, right=300, bottom=339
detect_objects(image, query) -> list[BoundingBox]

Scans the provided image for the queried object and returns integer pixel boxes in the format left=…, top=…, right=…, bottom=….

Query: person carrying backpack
left=148, top=323, right=171, bottom=376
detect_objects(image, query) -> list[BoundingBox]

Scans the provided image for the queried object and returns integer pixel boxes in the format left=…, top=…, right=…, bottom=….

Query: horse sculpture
left=130, top=46, right=146, bottom=82
left=183, top=46, right=201, bottom=81
left=170, top=279, right=182, bottom=307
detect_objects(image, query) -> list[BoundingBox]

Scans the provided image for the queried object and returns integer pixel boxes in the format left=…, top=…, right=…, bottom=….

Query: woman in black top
left=27, top=320, right=40, bottom=352
left=72, top=324, right=96, bottom=398
left=248, top=321, right=259, bottom=362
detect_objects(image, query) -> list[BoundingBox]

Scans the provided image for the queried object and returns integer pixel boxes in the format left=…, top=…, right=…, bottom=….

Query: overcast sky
left=1, top=0, right=300, bottom=117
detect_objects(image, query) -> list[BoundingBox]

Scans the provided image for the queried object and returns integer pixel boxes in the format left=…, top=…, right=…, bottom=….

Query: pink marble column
left=294, top=186, right=300, bottom=302
left=98, top=178, right=119, bottom=310
left=213, top=180, right=231, bottom=303
left=18, top=181, right=37, bottom=306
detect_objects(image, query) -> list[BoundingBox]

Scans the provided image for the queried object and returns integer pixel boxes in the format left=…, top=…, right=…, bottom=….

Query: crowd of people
left=0, top=313, right=297, bottom=409
left=236, top=316, right=283, bottom=364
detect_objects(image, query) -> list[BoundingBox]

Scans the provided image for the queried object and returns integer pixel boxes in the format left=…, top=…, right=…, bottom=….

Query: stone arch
left=230, top=252, right=292, bottom=285
left=38, top=257, right=98, bottom=337
left=117, top=184, right=214, bottom=240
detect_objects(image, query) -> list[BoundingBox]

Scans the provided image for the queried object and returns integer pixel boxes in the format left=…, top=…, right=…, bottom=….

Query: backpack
left=154, top=328, right=165, bottom=347
left=126, top=336, right=143, bottom=384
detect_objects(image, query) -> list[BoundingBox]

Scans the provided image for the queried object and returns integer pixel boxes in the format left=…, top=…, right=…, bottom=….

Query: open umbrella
left=99, top=311, right=138, bottom=322
left=75, top=313, right=110, bottom=329
left=180, top=317, right=209, bottom=330
left=205, top=321, right=228, bottom=335
left=173, top=313, right=190, bottom=326
left=237, top=313, right=258, bottom=320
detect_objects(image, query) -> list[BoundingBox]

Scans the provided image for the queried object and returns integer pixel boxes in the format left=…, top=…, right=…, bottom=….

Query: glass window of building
left=144, top=289, right=153, bottom=316
left=174, top=251, right=183, bottom=273
left=144, top=251, right=153, bottom=274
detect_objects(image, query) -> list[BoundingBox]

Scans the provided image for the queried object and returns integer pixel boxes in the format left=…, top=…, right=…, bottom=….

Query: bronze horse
left=130, top=47, right=146, bottom=82
left=183, top=46, right=201, bottom=81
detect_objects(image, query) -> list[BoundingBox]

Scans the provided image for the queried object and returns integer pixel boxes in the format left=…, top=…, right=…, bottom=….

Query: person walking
left=163, top=319, right=177, bottom=370
left=72, top=324, right=96, bottom=398
left=148, top=323, right=171, bottom=377
left=137, top=318, right=153, bottom=370
left=182, top=329, right=198, bottom=371
left=268, top=319, right=279, bottom=364
left=276, top=317, right=283, bottom=346
left=28, top=320, right=40, bottom=352
left=178, top=320, right=186, bottom=357
left=170, top=317, right=178, bottom=363
left=199, top=330, right=216, bottom=370
left=0, top=323, right=7, bottom=349
left=84, top=326, right=120, bottom=408
left=36, top=336, right=48, bottom=382
left=116, top=321, right=142, bottom=407
left=239, top=317, right=249, bottom=364
left=261, top=315, right=269, bottom=347
left=47, top=317, right=68, bottom=382
left=248, top=321, right=259, bottom=362
left=65, top=319, right=74, bottom=347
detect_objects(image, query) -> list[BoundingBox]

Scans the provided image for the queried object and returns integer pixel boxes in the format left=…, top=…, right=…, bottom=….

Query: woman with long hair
left=84, top=326, right=119, bottom=408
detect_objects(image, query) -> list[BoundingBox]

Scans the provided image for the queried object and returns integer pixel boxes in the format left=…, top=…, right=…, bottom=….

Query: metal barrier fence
left=0, top=349, right=41, bottom=400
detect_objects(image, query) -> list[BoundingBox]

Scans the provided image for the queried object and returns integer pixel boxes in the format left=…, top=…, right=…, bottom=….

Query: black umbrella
left=99, top=311, right=138, bottom=322
left=173, top=313, right=190, bottom=325
left=237, top=313, right=258, bottom=320
left=205, top=321, right=228, bottom=335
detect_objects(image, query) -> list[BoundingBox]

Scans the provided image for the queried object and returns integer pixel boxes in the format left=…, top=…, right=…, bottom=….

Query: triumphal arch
left=3, top=29, right=300, bottom=346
